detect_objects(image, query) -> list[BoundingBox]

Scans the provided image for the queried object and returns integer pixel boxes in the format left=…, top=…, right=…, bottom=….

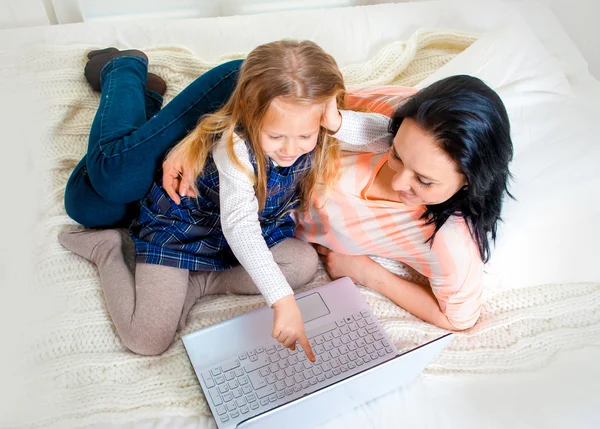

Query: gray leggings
left=97, top=238, right=317, bottom=356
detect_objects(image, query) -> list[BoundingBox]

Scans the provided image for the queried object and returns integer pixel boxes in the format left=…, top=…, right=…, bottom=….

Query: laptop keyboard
left=200, top=310, right=396, bottom=426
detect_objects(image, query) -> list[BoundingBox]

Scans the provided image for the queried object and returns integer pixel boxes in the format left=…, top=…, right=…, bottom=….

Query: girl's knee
left=275, top=239, right=318, bottom=288
left=123, top=328, right=176, bottom=356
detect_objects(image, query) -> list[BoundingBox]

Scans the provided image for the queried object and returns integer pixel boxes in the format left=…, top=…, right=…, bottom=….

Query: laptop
left=182, top=277, right=453, bottom=429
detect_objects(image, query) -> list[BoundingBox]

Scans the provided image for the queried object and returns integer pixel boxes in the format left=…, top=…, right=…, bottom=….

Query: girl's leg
left=59, top=229, right=189, bottom=355
left=179, top=239, right=318, bottom=328
left=64, top=58, right=242, bottom=228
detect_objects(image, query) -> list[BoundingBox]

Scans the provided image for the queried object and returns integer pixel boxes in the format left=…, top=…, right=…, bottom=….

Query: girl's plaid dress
left=130, top=146, right=312, bottom=271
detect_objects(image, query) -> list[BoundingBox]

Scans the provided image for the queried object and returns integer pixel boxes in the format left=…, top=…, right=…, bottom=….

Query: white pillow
left=417, top=14, right=600, bottom=289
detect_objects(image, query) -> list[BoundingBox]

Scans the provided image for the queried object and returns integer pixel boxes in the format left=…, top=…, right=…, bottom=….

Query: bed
left=1, top=0, right=599, bottom=428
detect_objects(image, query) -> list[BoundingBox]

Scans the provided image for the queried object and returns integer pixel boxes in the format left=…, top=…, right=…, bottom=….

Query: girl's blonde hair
left=166, top=39, right=345, bottom=211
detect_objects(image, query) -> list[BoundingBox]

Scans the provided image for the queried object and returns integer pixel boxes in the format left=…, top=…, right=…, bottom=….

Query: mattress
left=1, top=1, right=599, bottom=428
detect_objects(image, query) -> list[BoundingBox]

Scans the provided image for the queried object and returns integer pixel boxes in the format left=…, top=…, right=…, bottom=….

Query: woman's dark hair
left=389, top=75, right=513, bottom=263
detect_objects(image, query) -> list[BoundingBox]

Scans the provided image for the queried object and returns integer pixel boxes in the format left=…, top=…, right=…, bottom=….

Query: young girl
left=59, top=40, right=346, bottom=357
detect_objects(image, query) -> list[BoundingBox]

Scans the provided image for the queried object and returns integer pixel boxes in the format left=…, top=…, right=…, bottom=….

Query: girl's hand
left=321, top=96, right=342, bottom=134
left=271, top=295, right=316, bottom=362
left=315, top=245, right=372, bottom=284
left=162, top=157, right=197, bottom=204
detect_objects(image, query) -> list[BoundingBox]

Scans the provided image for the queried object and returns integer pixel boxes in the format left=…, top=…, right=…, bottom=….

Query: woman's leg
left=64, top=57, right=243, bottom=228
left=179, top=239, right=319, bottom=328
left=59, top=229, right=189, bottom=355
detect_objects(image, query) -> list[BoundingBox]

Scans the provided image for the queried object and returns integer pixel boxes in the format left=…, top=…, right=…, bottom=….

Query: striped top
left=296, top=110, right=483, bottom=329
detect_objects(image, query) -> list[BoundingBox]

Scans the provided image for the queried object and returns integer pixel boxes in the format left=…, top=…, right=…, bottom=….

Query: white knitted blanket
left=6, top=30, right=600, bottom=429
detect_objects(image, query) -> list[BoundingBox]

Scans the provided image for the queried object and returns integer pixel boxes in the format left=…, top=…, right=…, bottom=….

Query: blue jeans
left=64, top=56, right=242, bottom=228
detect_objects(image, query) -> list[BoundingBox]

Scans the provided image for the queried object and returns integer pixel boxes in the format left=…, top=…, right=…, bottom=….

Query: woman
left=296, top=75, right=513, bottom=331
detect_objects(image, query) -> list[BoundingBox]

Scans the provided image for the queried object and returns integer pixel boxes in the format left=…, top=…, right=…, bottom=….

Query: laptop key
left=222, top=392, right=233, bottom=402
left=256, top=384, right=276, bottom=399
left=230, top=410, right=239, bottom=418
left=241, top=406, right=249, bottom=414
left=211, top=368, right=222, bottom=376
left=366, top=325, right=379, bottom=334
left=208, top=388, right=223, bottom=406
left=269, top=394, right=277, bottom=402
left=220, top=415, right=229, bottom=423
left=333, top=368, right=341, bottom=376
left=243, top=356, right=270, bottom=373
left=317, top=374, right=325, bottom=382
left=249, top=372, right=267, bottom=390
left=266, top=374, right=277, bottom=384
left=260, top=398, right=269, bottom=406
left=371, top=352, right=379, bottom=360
left=242, top=385, right=252, bottom=394
left=275, top=381, right=286, bottom=391
left=285, top=388, right=294, bottom=395
left=250, top=402, right=259, bottom=410
left=246, top=393, right=257, bottom=402
left=294, top=385, right=301, bottom=392
left=278, top=391, right=285, bottom=399
left=226, top=402, right=236, bottom=412
left=216, top=405, right=227, bottom=415
left=233, top=388, right=243, bottom=398
left=301, top=380, right=310, bottom=389
left=378, top=349, right=386, bottom=357
left=325, top=371, right=333, bottom=379
left=221, top=359, right=240, bottom=373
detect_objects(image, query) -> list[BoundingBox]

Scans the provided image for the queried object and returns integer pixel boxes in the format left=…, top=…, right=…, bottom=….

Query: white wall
left=0, top=0, right=598, bottom=77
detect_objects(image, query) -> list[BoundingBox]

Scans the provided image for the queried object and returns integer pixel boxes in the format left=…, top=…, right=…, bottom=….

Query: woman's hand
left=321, top=96, right=342, bottom=134
left=162, top=157, right=197, bottom=204
left=315, top=245, right=372, bottom=284
left=271, top=295, right=316, bottom=362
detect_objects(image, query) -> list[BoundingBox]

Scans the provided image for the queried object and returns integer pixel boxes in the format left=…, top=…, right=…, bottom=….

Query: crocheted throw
left=8, top=30, right=599, bottom=429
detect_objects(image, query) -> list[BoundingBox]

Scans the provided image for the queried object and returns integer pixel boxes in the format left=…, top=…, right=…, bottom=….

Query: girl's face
left=388, top=118, right=467, bottom=206
left=260, top=97, right=322, bottom=167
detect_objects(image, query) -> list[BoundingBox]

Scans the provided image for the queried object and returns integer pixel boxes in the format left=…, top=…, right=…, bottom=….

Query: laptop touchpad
left=297, top=293, right=330, bottom=323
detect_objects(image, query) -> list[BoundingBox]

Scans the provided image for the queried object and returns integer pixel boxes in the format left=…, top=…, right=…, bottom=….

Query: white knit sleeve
left=332, top=110, right=393, bottom=154
left=213, top=135, right=294, bottom=307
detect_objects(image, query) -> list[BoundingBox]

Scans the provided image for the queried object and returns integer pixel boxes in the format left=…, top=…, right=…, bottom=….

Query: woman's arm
left=316, top=246, right=462, bottom=331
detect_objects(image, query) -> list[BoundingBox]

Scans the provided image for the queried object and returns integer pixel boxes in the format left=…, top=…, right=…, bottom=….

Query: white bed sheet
left=2, top=1, right=599, bottom=428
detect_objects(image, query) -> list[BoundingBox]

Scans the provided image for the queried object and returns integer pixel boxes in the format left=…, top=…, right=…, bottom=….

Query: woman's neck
left=364, top=161, right=401, bottom=203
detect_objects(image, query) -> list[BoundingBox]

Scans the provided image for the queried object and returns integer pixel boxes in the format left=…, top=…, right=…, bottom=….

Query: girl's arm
left=213, top=136, right=294, bottom=307
left=315, top=246, right=470, bottom=332
left=214, top=136, right=316, bottom=360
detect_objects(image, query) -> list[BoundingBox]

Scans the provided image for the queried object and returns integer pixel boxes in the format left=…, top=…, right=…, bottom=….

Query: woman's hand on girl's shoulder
left=321, top=96, right=342, bottom=134
left=162, top=158, right=197, bottom=204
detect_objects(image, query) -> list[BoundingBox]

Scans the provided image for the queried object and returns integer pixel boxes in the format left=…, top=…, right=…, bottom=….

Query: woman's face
left=388, top=118, right=467, bottom=207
